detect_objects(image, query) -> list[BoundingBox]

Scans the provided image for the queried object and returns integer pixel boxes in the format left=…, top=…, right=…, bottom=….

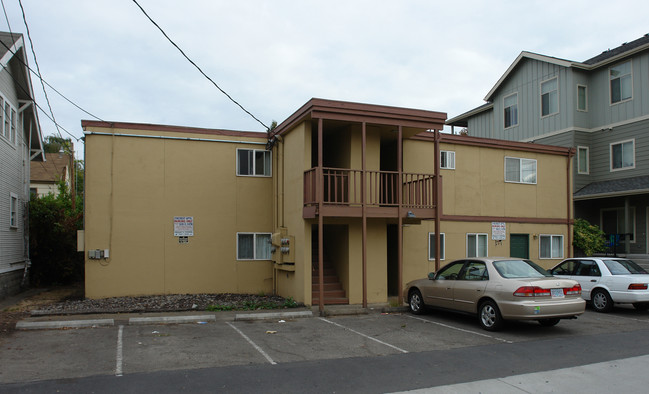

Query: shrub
left=573, top=218, right=606, bottom=257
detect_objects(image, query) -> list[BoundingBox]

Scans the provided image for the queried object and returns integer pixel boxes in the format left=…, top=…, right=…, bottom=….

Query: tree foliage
left=29, top=181, right=84, bottom=286
left=573, top=218, right=606, bottom=257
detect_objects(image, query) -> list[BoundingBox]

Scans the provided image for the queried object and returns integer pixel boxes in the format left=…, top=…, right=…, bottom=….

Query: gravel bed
left=32, top=293, right=300, bottom=316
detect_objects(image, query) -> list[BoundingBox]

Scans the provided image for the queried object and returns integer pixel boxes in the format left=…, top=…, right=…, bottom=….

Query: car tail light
left=513, top=286, right=551, bottom=297
left=628, top=283, right=648, bottom=290
left=564, top=284, right=582, bottom=295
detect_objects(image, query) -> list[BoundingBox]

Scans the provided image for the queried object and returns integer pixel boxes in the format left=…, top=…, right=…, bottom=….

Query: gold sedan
left=404, top=258, right=586, bottom=331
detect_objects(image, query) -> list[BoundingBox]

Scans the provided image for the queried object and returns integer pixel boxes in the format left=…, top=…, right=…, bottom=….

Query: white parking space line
left=405, top=315, right=513, bottom=344
left=319, top=317, right=409, bottom=353
left=116, top=325, right=124, bottom=377
left=226, top=322, right=277, bottom=365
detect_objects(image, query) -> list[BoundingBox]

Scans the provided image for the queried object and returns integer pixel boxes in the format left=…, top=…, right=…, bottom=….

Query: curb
left=15, top=319, right=114, bottom=330
left=235, top=310, right=313, bottom=321
left=129, top=315, right=217, bottom=325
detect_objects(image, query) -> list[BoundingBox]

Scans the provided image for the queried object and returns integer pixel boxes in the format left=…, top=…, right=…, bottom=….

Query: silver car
left=405, top=257, right=586, bottom=331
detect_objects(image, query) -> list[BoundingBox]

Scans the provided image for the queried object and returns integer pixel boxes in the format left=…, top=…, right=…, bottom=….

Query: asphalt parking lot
left=2, top=306, right=649, bottom=385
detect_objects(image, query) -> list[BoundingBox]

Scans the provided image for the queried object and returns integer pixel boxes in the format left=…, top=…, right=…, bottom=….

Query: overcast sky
left=3, top=0, right=649, bottom=158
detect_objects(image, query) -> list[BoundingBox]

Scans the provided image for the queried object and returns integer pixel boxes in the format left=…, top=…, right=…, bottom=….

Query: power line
left=131, top=0, right=270, bottom=131
left=18, top=0, right=63, bottom=140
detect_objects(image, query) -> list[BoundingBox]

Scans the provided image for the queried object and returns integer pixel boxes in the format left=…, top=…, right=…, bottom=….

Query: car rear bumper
left=498, top=298, right=586, bottom=320
left=609, top=291, right=649, bottom=304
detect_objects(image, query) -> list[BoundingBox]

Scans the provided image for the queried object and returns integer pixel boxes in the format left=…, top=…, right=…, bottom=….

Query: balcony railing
left=304, top=167, right=436, bottom=210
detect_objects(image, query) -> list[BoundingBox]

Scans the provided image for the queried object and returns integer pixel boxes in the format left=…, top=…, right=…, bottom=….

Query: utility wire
left=18, top=0, right=64, bottom=140
left=131, top=0, right=270, bottom=131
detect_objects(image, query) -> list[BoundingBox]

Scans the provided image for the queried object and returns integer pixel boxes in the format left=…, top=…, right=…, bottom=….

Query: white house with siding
left=0, top=32, right=44, bottom=299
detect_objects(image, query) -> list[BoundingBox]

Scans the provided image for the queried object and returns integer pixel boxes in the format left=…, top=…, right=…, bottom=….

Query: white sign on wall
left=174, top=216, right=194, bottom=237
left=491, top=222, right=506, bottom=241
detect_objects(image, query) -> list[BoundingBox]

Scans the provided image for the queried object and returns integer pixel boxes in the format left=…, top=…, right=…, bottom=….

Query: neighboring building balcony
left=303, top=167, right=437, bottom=219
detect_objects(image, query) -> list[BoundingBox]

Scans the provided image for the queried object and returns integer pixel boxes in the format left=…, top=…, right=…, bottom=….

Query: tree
left=573, top=218, right=606, bottom=257
left=43, top=135, right=73, bottom=154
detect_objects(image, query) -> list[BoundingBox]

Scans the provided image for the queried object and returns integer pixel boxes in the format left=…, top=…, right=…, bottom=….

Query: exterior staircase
left=312, top=253, right=348, bottom=305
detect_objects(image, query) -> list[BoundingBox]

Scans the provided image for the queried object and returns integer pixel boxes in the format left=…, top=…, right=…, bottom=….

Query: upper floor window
left=610, top=61, right=632, bottom=104
left=237, top=232, right=271, bottom=260
left=505, top=157, right=537, bottom=184
left=610, top=139, right=634, bottom=171
left=428, top=233, right=445, bottom=260
left=577, top=85, right=588, bottom=112
left=0, top=95, right=17, bottom=145
left=440, top=151, right=455, bottom=169
left=467, top=233, right=488, bottom=258
left=237, top=149, right=271, bottom=176
left=577, top=146, right=589, bottom=175
left=4, top=102, right=10, bottom=140
left=540, top=235, right=563, bottom=259
left=503, top=93, right=518, bottom=128
left=541, top=77, right=558, bottom=117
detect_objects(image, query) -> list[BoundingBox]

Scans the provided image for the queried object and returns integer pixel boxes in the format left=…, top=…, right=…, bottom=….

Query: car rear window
left=493, top=259, right=552, bottom=279
left=603, top=259, right=648, bottom=275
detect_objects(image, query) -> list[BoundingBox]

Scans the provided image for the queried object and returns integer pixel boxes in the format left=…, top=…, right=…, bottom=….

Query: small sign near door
left=174, top=216, right=194, bottom=237
left=491, top=222, right=506, bottom=240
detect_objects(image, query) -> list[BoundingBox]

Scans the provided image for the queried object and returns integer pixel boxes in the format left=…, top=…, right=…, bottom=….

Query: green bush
left=573, top=218, right=606, bottom=257
left=29, top=182, right=83, bottom=286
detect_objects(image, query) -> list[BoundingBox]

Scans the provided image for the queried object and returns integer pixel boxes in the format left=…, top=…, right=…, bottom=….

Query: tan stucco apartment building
left=82, top=99, right=574, bottom=309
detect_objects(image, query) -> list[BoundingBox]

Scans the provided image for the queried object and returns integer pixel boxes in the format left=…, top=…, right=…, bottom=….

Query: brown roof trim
left=413, top=132, right=576, bottom=156
left=271, top=98, right=447, bottom=138
left=442, top=214, right=572, bottom=225
left=81, top=120, right=265, bottom=139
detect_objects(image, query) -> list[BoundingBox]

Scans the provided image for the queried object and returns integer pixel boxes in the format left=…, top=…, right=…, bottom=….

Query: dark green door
left=510, top=234, right=529, bottom=259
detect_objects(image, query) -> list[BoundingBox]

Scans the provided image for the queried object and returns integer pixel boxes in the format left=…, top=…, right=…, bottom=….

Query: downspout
left=434, top=130, right=442, bottom=271
left=397, top=126, right=403, bottom=305
left=317, top=118, right=324, bottom=315
left=361, top=122, right=367, bottom=308
left=567, top=148, right=574, bottom=258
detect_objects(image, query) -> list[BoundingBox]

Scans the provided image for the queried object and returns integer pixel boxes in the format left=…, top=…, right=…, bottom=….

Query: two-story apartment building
left=0, top=32, right=44, bottom=299
left=447, top=34, right=649, bottom=259
left=83, top=98, right=574, bottom=310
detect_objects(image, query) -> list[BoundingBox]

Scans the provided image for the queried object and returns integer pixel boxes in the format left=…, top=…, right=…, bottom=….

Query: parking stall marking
left=116, top=325, right=124, bottom=377
left=405, top=315, right=513, bottom=344
left=226, top=322, right=277, bottom=365
left=319, top=317, right=409, bottom=353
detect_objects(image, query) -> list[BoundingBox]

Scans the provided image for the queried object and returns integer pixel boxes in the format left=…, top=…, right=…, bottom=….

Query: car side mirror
left=427, top=272, right=436, bottom=280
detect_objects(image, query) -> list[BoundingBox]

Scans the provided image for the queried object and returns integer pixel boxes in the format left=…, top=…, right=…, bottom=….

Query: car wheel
left=633, top=303, right=649, bottom=311
left=478, top=300, right=504, bottom=331
left=538, top=318, right=560, bottom=327
left=409, top=289, right=425, bottom=315
left=591, top=289, right=614, bottom=313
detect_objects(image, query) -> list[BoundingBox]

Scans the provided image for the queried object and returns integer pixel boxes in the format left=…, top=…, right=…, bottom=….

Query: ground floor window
left=428, top=233, right=445, bottom=260
left=467, top=233, right=487, bottom=257
left=237, top=232, right=271, bottom=260
left=9, top=192, right=18, bottom=228
left=540, top=235, right=563, bottom=259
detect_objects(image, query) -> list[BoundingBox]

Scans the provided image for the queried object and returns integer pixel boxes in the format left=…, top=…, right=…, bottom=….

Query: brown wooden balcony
left=303, top=167, right=437, bottom=219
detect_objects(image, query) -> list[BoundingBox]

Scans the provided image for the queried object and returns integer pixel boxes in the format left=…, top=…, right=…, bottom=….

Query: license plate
left=551, top=288, right=564, bottom=298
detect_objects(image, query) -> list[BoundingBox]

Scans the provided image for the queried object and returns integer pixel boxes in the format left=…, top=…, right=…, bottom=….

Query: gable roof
left=583, top=34, right=649, bottom=65
left=31, top=152, right=71, bottom=183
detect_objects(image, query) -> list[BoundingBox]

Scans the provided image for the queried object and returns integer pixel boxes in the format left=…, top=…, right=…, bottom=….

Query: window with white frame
left=10, top=109, right=16, bottom=143
left=503, top=93, right=518, bottom=128
left=440, top=151, right=455, bottom=169
left=9, top=192, right=18, bottom=228
left=577, top=85, right=588, bottom=111
left=467, top=233, right=488, bottom=258
left=237, top=149, right=271, bottom=176
left=540, top=235, right=563, bottom=259
left=610, top=61, right=632, bottom=104
left=541, top=77, right=558, bottom=117
left=505, top=157, right=537, bottom=184
left=610, top=139, right=634, bottom=171
left=0, top=95, right=16, bottom=144
left=428, top=233, right=445, bottom=260
left=577, top=146, right=589, bottom=174
left=3, top=102, right=9, bottom=140
left=237, top=232, right=271, bottom=260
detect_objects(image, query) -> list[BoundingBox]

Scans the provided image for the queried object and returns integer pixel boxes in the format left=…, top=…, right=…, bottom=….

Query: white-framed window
left=440, top=151, right=455, bottom=169
left=467, top=233, right=488, bottom=258
left=577, top=85, right=588, bottom=112
left=540, top=235, right=563, bottom=259
left=0, top=95, right=16, bottom=144
left=3, top=102, right=9, bottom=140
left=577, top=146, right=589, bottom=175
left=503, top=93, right=518, bottom=129
left=237, top=232, right=271, bottom=260
left=428, top=233, right=445, bottom=260
left=610, top=139, right=634, bottom=171
left=236, top=149, right=271, bottom=176
left=505, top=157, right=537, bottom=184
left=10, top=109, right=16, bottom=143
left=9, top=192, right=18, bottom=228
left=610, top=60, right=632, bottom=104
left=541, top=77, right=558, bottom=117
